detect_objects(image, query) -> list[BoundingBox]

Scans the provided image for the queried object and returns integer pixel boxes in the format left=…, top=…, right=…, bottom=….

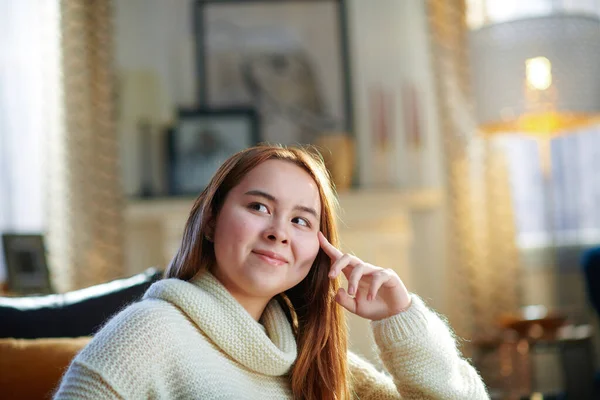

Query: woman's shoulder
left=103, top=297, right=183, bottom=332
left=77, top=298, right=191, bottom=360
left=58, top=299, right=197, bottom=398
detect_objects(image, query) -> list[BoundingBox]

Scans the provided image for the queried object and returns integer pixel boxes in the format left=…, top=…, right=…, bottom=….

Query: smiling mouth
left=252, top=250, right=288, bottom=266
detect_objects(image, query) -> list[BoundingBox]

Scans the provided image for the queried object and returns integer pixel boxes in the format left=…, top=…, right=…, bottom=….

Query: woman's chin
left=240, top=269, right=300, bottom=299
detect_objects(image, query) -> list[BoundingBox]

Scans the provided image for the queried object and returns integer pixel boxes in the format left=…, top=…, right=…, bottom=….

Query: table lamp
left=470, top=13, right=600, bottom=172
left=470, top=12, right=600, bottom=258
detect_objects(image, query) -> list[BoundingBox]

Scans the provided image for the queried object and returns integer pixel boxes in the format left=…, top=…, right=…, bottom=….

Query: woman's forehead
left=235, top=160, right=321, bottom=210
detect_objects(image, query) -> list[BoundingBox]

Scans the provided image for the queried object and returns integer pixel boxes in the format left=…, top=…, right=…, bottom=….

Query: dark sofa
left=0, top=267, right=163, bottom=339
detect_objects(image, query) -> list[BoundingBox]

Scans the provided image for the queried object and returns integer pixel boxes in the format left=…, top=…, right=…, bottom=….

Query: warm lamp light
left=525, top=56, right=552, bottom=91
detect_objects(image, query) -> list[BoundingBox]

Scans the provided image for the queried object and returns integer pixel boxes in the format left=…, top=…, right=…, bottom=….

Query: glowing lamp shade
left=469, top=14, right=600, bottom=137
left=526, top=56, right=552, bottom=91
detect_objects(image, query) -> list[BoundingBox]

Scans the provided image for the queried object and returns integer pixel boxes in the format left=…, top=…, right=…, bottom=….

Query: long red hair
left=165, top=144, right=349, bottom=400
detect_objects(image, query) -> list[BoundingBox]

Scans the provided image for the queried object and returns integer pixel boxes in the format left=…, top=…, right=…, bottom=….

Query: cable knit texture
left=54, top=272, right=489, bottom=399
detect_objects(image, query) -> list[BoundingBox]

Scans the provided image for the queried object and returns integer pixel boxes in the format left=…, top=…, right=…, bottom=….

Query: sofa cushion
left=0, top=268, right=162, bottom=338
left=0, top=337, right=91, bottom=399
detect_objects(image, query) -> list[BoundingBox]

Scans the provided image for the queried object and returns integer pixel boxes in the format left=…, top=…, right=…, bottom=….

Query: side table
left=474, top=321, right=596, bottom=400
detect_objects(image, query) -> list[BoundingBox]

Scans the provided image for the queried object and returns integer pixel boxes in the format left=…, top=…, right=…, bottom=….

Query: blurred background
left=3, top=0, right=600, bottom=398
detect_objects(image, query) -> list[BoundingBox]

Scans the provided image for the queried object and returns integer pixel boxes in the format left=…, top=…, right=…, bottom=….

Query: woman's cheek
left=300, top=231, right=320, bottom=261
left=228, top=209, right=255, bottom=235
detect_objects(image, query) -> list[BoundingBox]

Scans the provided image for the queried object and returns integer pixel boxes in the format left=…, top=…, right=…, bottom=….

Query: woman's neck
left=210, top=269, right=271, bottom=321
left=230, top=292, right=270, bottom=321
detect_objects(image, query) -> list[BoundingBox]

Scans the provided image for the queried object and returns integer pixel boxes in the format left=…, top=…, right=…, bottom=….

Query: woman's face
left=211, top=159, right=322, bottom=306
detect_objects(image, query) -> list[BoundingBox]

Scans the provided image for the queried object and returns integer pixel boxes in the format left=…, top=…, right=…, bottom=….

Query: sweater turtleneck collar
left=143, top=272, right=297, bottom=376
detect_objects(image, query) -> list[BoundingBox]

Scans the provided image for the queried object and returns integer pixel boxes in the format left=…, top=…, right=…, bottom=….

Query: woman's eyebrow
left=245, top=189, right=276, bottom=202
left=244, top=190, right=319, bottom=219
left=295, top=205, right=319, bottom=220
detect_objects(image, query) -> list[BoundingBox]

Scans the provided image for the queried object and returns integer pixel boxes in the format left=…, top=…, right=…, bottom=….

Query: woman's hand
left=319, top=231, right=412, bottom=321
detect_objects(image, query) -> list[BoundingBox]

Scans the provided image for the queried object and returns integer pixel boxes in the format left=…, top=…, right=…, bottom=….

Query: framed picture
left=194, top=0, right=354, bottom=146
left=2, top=234, right=53, bottom=295
left=167, top=107, right=260, bottom=196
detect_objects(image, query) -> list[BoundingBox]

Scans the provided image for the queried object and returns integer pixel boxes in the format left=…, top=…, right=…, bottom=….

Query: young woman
left=54, top=145, right=489, bottom=399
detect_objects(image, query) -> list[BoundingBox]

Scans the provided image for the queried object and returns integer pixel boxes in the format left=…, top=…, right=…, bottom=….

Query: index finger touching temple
left=318, top=231, right=343, bottom=260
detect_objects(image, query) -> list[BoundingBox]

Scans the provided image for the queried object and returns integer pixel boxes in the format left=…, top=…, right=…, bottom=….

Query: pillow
left=0, top=268, right=162, bottom=338
left=0, top=337, right=91, bottom=399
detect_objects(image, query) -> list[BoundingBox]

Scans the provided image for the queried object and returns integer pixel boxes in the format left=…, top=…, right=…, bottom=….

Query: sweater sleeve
left=350, top=295, right=489, bottom=400
left=53, top=300, right=175, bottom=400
left=53, top=361, right=123, bottom=400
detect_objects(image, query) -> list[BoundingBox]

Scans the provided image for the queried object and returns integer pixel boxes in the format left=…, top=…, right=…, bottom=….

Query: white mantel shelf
left=125, top=188, right=443, bottom=220
left=124, top=188, right=443, bottom=280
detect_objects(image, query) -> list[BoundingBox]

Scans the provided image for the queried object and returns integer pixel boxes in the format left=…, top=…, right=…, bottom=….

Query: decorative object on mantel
left=118, top=70, right=174, bottom=198
left=401, top=81, right=425, bottom=188
left=315, top=133, right=355, bottom=192
left=194, top=0, right=354, bottom=147
left=402, top=81, right=424, bottom=151
left=368, top=84, right=396, bottom=187
left=166, top=108, right=260, bottom=196
left=2, top=234, right=53, bottom=295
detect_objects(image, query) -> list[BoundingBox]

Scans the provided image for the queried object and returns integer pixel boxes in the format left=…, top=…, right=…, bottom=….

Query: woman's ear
left=203, top=209, right=216, bottom=242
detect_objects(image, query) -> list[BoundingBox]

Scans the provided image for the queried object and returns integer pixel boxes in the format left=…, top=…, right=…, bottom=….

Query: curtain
left=1, top=0, right=125, bottom=292
left=48, top=0, right=125, bottom=292
left=426, top=0, right=521, bottom=350
left=0, top=0, right=59, bottom=284
left=427, top=0, right=523, bottom=390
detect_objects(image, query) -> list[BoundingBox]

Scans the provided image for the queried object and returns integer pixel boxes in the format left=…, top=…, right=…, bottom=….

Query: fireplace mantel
left=124, top=189, right=441, bottom=279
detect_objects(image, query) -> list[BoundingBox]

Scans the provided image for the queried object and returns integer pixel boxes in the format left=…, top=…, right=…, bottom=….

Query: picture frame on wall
left=194, top=0, right=354, bottom=146
left=167, top=107, right=260, bottom=196
left=2, top=234, right=53, bottom=295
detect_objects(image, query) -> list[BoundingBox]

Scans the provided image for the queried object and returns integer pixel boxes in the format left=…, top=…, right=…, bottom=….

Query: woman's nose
left=263, top=218, right=289, bottom=244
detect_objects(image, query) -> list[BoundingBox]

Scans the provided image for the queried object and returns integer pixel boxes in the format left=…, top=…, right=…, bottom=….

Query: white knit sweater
left=54, top=272, right=489, bottom=399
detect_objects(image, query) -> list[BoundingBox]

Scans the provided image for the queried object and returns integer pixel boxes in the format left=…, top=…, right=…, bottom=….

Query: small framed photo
left=194, top=0, right=354, bottom=146
left=167, top=107, right=260, bottom=196
left=2, top=234, right=53, bottom=295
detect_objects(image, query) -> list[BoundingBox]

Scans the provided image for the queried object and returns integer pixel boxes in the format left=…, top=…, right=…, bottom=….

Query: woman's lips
left=252, top=249, right=288, bottom=266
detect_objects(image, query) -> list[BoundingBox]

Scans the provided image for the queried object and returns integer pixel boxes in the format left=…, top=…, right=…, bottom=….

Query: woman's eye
left=249, top=203, right=268, bottom=213
left=292, top=217, right=310, bottom=227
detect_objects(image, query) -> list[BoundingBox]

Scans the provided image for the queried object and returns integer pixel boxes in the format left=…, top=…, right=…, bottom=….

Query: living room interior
left=2, top=0, right=600, bottom=399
